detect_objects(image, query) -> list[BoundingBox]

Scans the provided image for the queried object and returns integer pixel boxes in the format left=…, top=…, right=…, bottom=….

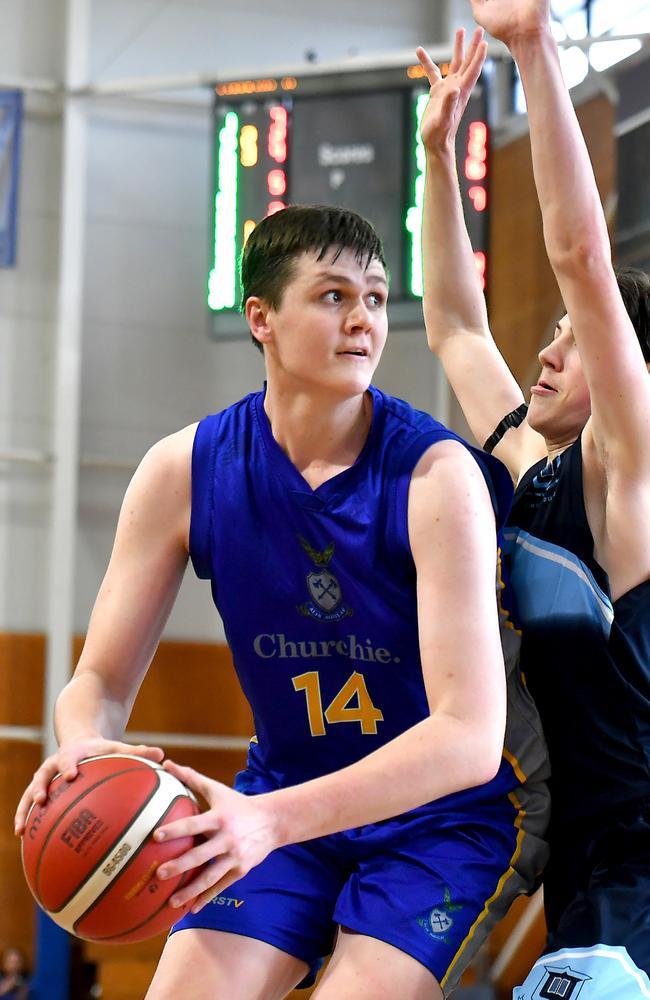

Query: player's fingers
left=189, top=868, right=243, bottom=913
left=465, top=38, right=488, bottom=89
left=464, top=26, right=484, bottom=67
left=121, top=742, right=165, bottom=762
left=14, top=759, right=60, bottom=833
left=105, top=742, right=165, bottom=764
left=170, top=856, right=237, bottom=910
left=14, top=784, right=42, bottom=834
left=162, top=759, right=216, bottom=800
left=155, top=809, right=215, bottom=843
left=449, top=26, right=466, bottom=75
left=415, top=46, right=441, bottom=85
left=158, top=833, right=229, bottom=881
left=57, top=753, right=81, bottom=782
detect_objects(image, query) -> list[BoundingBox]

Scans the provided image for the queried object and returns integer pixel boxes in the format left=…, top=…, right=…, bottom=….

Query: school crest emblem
left=297, top=536, right=353, bottom=622
left=520, top=964, right=591, bottom=999
left=416, top=886, right=463, bottom=945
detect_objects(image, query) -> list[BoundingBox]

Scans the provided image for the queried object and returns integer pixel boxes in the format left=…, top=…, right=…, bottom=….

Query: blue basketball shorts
left=172, top=784, right=547, bottom=996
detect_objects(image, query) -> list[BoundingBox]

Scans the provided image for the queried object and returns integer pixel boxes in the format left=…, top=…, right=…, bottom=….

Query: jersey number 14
left=293, top=670, right=384, bottom=736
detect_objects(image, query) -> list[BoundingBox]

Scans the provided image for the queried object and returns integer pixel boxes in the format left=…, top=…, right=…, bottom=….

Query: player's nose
left=344, top=299, right=372, bottom=333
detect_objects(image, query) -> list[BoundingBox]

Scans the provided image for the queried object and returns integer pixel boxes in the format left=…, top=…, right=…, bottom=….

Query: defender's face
left=527, top=315, right=592, bottom=442
left=251, top=248, right=389, bottom=397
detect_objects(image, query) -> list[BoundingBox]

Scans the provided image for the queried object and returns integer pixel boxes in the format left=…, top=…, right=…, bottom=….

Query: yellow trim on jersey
left=502, top=746, right=528, bottom=785
left=497, top=547, right=522, bottom=636
left=440, top=790, right=526, bottom=992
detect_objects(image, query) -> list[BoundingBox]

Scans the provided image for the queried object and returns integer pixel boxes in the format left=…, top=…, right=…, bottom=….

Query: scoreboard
left=207, top=62, right=488, bottom=337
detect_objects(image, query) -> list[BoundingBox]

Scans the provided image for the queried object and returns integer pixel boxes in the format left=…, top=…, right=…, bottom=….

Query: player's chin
left=333, top=362, right=376, bottom=394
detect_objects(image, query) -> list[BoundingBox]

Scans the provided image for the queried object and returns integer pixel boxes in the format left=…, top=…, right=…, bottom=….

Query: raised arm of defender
left=469, top=0, right=650, bottom=596
left=471, top=0, right=650, bottom=469
left=419, top=28, right=545, bottom=478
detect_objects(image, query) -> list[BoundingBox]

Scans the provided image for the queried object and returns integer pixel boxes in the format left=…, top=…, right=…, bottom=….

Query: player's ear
left=246, top=296, right=273, bottom=349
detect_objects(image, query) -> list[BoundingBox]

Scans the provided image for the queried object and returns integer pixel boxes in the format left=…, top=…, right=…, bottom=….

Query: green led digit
left=405, top=93, right=428, bottom=298
left=208, top=110, right=240, bottom=311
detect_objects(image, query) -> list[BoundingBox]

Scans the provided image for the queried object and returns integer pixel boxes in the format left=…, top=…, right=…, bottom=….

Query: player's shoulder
left=412, top=436, right=481, bottom=479
left=136, top=423, right=197, bottom=484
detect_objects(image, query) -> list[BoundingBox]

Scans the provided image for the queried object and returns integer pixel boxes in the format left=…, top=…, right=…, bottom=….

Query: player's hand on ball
left=14, top=736, right=164, bottom=835
left=154, top=759, right=281, bottom=913
left=417, top=27, right=487, bottom=154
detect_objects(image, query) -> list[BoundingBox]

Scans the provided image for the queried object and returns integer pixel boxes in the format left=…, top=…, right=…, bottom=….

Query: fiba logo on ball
left=21, top=754, right=204, bottom=943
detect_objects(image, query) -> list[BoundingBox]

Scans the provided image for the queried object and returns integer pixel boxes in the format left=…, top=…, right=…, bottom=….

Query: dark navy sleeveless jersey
left=190, top=384, right=545, bottom=804
left=504, top=436, right=650, bottom=824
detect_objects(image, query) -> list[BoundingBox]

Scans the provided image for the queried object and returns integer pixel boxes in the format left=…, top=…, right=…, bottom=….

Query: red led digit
left=468, top=185, right=487, bottom=211
left=268, top=106, right=288, bottom=163
left=474, top=251, right=486, bottom=289
left=465, top=121, right=488, bottom=181
left=267, top=169, right=287, bottom=196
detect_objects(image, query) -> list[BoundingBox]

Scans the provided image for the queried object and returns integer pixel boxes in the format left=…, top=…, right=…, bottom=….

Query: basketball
left=21, top=754, right=202, bottom=944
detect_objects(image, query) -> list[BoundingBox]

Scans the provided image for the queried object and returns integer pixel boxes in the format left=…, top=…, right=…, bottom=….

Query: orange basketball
left=21, top=754, right=202, bottom=943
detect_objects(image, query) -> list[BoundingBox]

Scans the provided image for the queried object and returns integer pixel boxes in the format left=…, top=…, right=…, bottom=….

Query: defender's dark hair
left=240, top=205, right=387, bottom=352
left=615, top=265, right=650, bottom=362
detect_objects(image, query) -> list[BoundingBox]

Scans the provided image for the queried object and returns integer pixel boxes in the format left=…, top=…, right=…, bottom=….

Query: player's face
left=527, top=315, right=592, bottom=443
left=255, top=248, right=389, bottom=397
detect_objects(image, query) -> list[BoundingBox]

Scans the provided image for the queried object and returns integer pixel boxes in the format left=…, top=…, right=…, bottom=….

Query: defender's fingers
left=449, top=26, right=466, bottom=75
left=464, top=26, right=485, bottom=67
left=465, top=38, right=488, bottom=87
left=415, top=45, right=441, bottom=85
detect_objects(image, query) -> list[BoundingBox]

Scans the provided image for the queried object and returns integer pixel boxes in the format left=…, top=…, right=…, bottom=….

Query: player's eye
left=322, top=289, right=343, bottom=303
left=367, top=291, right=386, bottom=308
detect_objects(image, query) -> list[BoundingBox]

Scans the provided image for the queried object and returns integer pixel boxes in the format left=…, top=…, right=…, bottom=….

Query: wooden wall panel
left=70, top=636, right=254, bottom=737
left=0, top=633, right=45, bottom=726
left=0, top=740, right=42, bottom=963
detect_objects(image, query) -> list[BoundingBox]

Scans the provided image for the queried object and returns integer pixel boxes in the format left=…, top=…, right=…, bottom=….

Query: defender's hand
left=14, top=736, right=164, bottom=835
left=417, top=27, right=487, bottom=155
left=470, top=0, right=551, bottom=45
left=154, top=759, right=282, bottom=913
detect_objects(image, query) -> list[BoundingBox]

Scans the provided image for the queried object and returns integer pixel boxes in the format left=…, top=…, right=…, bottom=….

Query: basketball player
left=15, top=204, right=549, bottom=999
left=418, top=5, right=650, bottom=995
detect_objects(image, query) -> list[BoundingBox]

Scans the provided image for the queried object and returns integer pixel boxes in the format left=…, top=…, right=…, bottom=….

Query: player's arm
left=14, top=426, right=195, bottom=834
left=153, top=440, right=508, bottom=911
left=419, top=28, right=545, bottom=477
left=473, top=0, right=650, bottom=472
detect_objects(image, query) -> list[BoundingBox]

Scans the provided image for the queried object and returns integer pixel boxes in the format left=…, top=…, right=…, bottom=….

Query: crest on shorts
left=416, top=886, right=463, bottom=945
left=523, top=964, right=591, bottom=999
left=296, top=536, right=353, bottom=622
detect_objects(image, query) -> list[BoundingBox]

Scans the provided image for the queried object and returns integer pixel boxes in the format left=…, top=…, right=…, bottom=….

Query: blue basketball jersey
left=190, top=385, right=546, bottom=808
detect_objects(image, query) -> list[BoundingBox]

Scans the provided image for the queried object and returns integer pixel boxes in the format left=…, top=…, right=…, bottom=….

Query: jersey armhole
left=189, top=417, right=217, bottom=580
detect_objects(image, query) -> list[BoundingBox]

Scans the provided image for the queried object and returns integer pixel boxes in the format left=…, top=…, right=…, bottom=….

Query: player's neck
left=263, top=385, right=372, bottom=488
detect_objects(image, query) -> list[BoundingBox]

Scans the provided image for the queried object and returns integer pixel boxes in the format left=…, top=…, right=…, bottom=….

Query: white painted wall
left=1, top=0, right=452, bottom=641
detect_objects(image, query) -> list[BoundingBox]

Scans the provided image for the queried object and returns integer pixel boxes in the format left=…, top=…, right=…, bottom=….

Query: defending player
left=418, top=6, right=650, bottom=996
left=16, top=205, right=548, bottom=999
